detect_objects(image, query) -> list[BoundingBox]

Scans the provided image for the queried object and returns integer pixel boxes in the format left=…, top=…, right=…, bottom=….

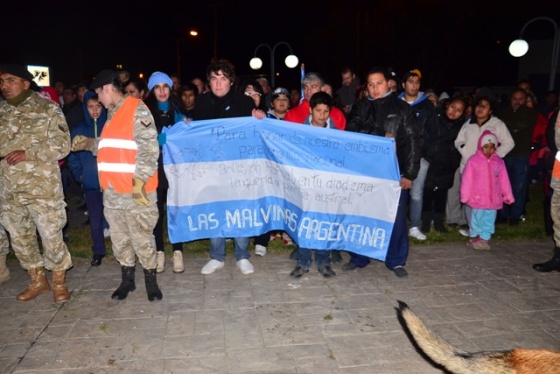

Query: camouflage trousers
left=552, top=189, right=560, bottom=248
left=0, top=199, right=72, bottom=271
left=104, top=204, right=158, bottom=270
left=0, top=222, right=10, bottom=256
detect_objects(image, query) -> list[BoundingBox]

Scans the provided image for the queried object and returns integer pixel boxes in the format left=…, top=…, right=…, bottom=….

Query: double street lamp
left=509, top=17, right=560, bottom=91
left=249, top=42, right=298, bottom=87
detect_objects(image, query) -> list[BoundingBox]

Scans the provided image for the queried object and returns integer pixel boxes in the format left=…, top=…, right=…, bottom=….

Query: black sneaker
left=392, top=266, right=408, bottom=278
left=290, top=266, right=308, bottom=278
left=330, top=251, right=343, bottom=264
left=91, top=254, right=104, bottom=267
left=318, top=266, right=336, bottom=278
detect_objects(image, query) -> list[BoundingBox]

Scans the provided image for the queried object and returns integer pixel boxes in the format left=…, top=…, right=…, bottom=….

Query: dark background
left=2, top=0, right=559, bottom=97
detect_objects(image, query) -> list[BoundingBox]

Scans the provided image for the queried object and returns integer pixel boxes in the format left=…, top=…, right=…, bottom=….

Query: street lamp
left=509, top=17, right=560, bottom=91
left=249, top=42, right=298, bottom=87
left=176, top=29, right=198, bottom=79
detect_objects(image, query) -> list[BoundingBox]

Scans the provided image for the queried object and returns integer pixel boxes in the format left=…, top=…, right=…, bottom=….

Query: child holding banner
left=290, top=92, right=339, bottom=278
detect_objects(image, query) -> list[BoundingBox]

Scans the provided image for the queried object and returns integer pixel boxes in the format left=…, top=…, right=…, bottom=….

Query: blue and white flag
left=162, top=117, right=401, bottom=261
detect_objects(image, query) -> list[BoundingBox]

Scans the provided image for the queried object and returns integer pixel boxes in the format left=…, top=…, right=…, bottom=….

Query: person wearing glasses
left=285, top=72, right=346, bottom=130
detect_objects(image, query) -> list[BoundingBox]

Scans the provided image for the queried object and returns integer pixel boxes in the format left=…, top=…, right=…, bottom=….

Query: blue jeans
left=84, top=191, right=107, bottom=256
left=350, top=189, right=409, bottom=269
left=297, top=248, right=331, bottom=270
left=210, top=237, right=250, bottom=261
left=409, top=158, right=429, bottom=228
left=502, top=156, right=529, bottom=221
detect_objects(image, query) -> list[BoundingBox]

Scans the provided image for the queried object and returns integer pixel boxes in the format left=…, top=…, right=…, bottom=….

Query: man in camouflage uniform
left=0, top=64, right=72, bottom=302
left=534, top=110, right=560, bottom=272
left=72, top=69, right=162, bottom=301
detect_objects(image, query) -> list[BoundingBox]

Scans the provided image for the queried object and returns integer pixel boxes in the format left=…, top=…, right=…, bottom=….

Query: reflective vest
left=97, top=97, right=158, bottom=193
left=553, top=114, right=560, bottom=181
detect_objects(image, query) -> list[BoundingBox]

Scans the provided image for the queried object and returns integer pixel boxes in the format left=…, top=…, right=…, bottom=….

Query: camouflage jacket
left=0, top=91, right=70, bottom=204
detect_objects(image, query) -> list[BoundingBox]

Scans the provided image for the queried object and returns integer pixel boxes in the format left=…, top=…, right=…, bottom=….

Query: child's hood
left=82, top=90, right=107, bottom=129
left=478, top=129, right=498, bottom=150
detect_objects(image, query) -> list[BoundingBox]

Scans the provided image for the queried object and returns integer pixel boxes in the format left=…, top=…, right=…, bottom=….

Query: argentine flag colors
left=162, top=117, right=401, bottom=261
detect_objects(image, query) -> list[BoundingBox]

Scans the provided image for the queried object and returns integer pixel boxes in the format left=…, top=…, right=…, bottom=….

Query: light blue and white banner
left=162, top=117, right=401, bottom=261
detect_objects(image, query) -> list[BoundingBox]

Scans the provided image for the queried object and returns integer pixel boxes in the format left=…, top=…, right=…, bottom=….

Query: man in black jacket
left=341, top=66, right=421, bottom=278
left=193, top=59, right=261, bottom=276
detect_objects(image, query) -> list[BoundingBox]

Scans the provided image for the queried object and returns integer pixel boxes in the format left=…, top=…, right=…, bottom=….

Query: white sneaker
left=103, top=228, right=110, bottom=239
left=173, top=251, right=184, bottom=273
left=459, top=228, right=470, bottom=237
left=409, top=227, right=426, bottom=241
left=236, top=259, right=254, bottom=275
left=156, top=251, right=165, bottom=273
left=255, top=244, right=266, bottom=256
left=201, top=259, right=224, bottom=275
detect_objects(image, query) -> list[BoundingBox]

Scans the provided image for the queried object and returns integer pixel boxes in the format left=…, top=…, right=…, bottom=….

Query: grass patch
left=64, top=182, right=550, bottom=259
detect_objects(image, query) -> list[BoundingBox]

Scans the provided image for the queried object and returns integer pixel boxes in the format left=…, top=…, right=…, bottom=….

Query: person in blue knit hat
left=145, top=71, right=187, bottom=274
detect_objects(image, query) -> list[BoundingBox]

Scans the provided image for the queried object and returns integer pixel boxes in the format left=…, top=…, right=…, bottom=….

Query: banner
left=162, top=117, right=401, bottom=261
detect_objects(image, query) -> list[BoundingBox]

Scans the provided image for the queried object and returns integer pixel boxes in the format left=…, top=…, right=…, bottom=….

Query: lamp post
left=176, top=30, right=198, bottom=79
left=249, top=42, right=299, bottom=87
left=509, top=17, right=560, bottom=91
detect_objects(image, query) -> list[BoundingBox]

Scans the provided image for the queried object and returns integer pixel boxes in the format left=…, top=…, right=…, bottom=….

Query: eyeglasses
left=245, top=91, right=261, bottom=97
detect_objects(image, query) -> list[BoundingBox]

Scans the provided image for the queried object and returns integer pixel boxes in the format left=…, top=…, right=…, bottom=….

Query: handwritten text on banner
left=162, top=117, right=401, bottom=261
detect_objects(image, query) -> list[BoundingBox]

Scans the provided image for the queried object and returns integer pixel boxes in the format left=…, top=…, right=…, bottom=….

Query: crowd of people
left=0, top=58, right=559, bottom=304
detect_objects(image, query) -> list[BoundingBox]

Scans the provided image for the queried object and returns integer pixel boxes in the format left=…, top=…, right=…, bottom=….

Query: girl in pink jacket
left=460, top=130, right=514, bottom=250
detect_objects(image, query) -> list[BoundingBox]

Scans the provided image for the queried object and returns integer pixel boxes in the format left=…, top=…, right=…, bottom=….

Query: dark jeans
left=350, top=189, right=409, bottom=269
left=84, top=191, right=107, bottom=256
left=154, top=188, right=183, bottom=252
left=422, top=186, right=449, bottom=215
left=297, top=248, right=331, bottom=270
left=502, top=156, right=529, bottom=221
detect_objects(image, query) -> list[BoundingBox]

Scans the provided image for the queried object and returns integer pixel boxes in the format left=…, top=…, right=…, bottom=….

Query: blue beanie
left=148, top=71, right=173, bottom=92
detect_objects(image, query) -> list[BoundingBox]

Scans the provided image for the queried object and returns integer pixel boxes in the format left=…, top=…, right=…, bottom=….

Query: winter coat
left=346, top=92, right=422, bottom=181
left=455, top=115, right=514, bottom=172
left=68, top=91, right=106, bottom=193
left=193, top=89, right=256, bottom=120
left=146, top=98, right=185, bottom=190
left=496, top=104, right=538, bottom=157
left=423, top=106, right=464, bottom=191
left=285, top=99, right=347, bottom=130
left=460, top=130, right=514, bottom=210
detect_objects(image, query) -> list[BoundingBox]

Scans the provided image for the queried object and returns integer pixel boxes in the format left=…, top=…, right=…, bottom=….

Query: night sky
left=2, top=0, right=559, bottom=97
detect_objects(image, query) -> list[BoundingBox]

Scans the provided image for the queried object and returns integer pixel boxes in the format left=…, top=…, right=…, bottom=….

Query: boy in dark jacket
left=69, top=91, right=108, bottom=266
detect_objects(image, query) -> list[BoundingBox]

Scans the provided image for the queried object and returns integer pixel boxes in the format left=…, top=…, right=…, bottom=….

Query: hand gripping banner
left=162, top=117, right=401, bottom=261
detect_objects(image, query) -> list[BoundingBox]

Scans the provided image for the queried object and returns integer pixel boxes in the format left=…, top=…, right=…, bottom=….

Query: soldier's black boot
left=533, top=247, right=560, bottom=272
left=144, top=268, right=162, bottom=301
left=433, top=214, right=449, bottom=233
left=111, top=266, right=136, bottom=300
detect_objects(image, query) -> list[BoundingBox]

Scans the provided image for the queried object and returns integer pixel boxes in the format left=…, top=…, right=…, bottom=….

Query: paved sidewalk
left=0, top=239, right=559, bottom=373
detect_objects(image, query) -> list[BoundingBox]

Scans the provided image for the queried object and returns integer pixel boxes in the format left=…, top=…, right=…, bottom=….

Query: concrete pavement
left=1, top=238, right=559, bottom=373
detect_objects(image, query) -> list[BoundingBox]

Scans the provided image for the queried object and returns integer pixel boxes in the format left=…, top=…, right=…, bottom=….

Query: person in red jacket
left=285, top=72, right=346, bottom=130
